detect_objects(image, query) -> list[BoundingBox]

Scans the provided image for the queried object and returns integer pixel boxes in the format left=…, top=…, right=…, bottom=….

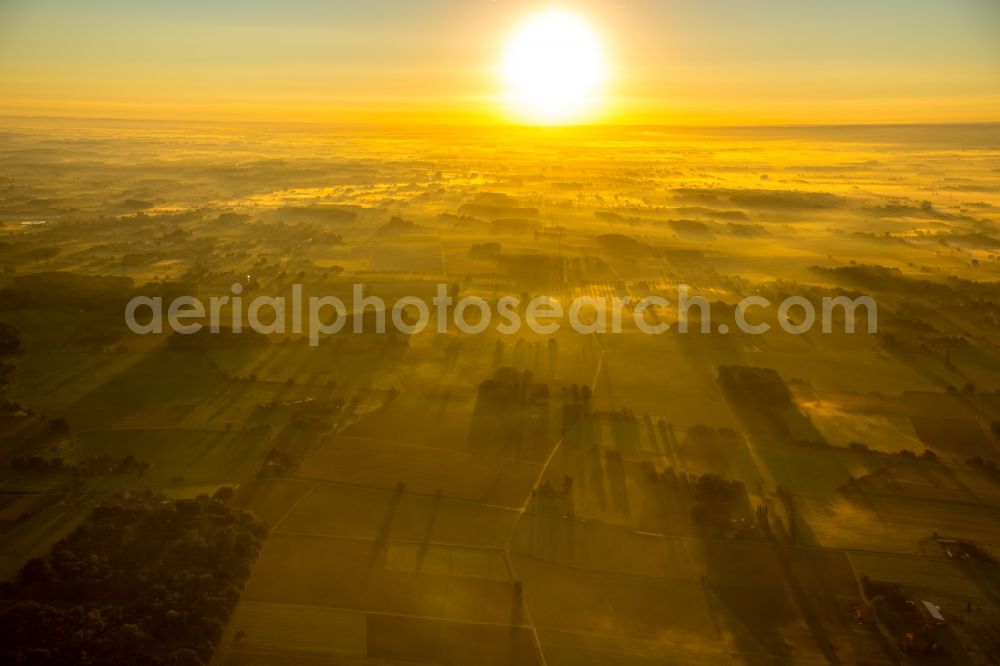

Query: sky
left=1, top=0, right=998, bottom=124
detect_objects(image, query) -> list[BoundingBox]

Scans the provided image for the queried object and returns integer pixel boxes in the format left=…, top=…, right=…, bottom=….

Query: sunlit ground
left=2, top=119, right=1000, bottom=664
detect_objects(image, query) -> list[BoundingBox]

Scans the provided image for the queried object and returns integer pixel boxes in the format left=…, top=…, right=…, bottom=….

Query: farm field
left=75, top=427, right=274, bottom=489
left=2, top=121, right=1000, bottom=664
left=296, top=434, right=542, bottom=507
left=273, top=481, right=519, bottom=548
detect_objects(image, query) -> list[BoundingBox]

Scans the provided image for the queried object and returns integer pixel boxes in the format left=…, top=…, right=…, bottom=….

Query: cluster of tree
left=815, top=262, right=1000, bottom=302
left=534, top=476, right=574, bottom=517
left=668, top=219, right=713, bottom=238
left=437, top=212, right=477, bottom=225
left=0, top=321, right=24, bottom=396
left=595, top=211, right=644, bottom=225
left=641, top=467, right=761, bottom=539
left=272, top=205, right=357, bottom=225
left=535, top=475, right=573, bottom=500
left=595, top=233, right=646, bottom=255
left=559, top=383, right=592, bottom=402
left=773, top=486, right=798, bottom=543
left=468, top=242, right=501, bottom=260
left=497, top=253, right=564, bottom=282
left=860, top=576, right=946, bottom=657
left=690, top=474, right=749, bottom=532
left=378, top=216, right=421, bottom=234
left=0, top=321, right=24, bottom=359
left=861, top=577, right=907, bottom=607
left=288, top=412, right=334, bottom=430
left=9, top=453, right=150, bottom=477
left=459, top=193, right=538, bottom=220
left=260, top=397, right=345, bottom=412
left=477, top=367, right=549, bottom=405
left=9, top=456, right=66, bottom=472
left=935, top=537, right=996, bottom=564
left=726, top=222, right=768, bottom=237
left=256, top=447, right=301, bottom=478
left=76, top=454, right=151, bottom=477
left=717, top=365, right=792, bottom=407
left=847, top=441, right=938, bottom=461
left=967, top=456, right=1000, bottom=481
left=896, top=448, right=937, bottom=461
left=0, top=371, right=15, bottom=400
left=0, top=489, right=267, bottom=665
left=493, top=337, right=558, bottom=374
left=166, top=327, right=269, bottom=351
left=560, top=383, right=592, bottom=433
left=0, top=272, right=135, bottom=312
left=121, top=250, right=162, bottom=267
left=944, top=379, right=977, bottom=394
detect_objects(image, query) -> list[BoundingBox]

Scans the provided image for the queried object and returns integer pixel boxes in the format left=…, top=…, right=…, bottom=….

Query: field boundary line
left=236, top=598, right=536, bottom=629
left=320, top=433, right=546, bottom=468
left=270, top=530, right=509, bottom=553
left=270, top=482, right=320, bottom=532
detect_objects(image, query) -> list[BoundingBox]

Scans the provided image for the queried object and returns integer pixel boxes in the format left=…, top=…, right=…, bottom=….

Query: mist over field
left=0, top=119, right=999, bottom=664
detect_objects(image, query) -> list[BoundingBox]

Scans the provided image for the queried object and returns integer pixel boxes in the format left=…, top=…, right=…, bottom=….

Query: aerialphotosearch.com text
left=125, top=283, right=878, bottom=346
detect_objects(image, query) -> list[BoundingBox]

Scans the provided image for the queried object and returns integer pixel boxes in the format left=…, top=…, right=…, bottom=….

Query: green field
left=76, top=427, right=273, bottom=489
left=274, top=481, right=518, bottom=548
left=244, top=532, right=521, bottom=624
left=296, top=434, right=541, bottom=507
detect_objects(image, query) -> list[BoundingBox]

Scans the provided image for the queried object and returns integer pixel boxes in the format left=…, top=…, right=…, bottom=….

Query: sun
left=501, top=8, right=608, bottom=125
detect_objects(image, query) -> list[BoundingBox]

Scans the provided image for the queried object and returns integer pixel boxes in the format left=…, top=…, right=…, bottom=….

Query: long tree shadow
left=603, top=450, right=631, bottom=518
left=367, top=483, right=405, bottom=578
left=699, top=536, right=846, bottom=665
left=415, top=489, right=443, bottom=572
left=469, top=367, right=552, bottom=463
left=770, top=543, right=843, bottom=665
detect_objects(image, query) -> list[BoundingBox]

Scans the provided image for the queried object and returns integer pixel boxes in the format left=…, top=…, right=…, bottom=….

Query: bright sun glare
left=501, top=8, right=607, bottom=124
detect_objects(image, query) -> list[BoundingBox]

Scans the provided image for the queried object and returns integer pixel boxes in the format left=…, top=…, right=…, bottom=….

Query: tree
left=50, top=417, right=71, bottom=434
